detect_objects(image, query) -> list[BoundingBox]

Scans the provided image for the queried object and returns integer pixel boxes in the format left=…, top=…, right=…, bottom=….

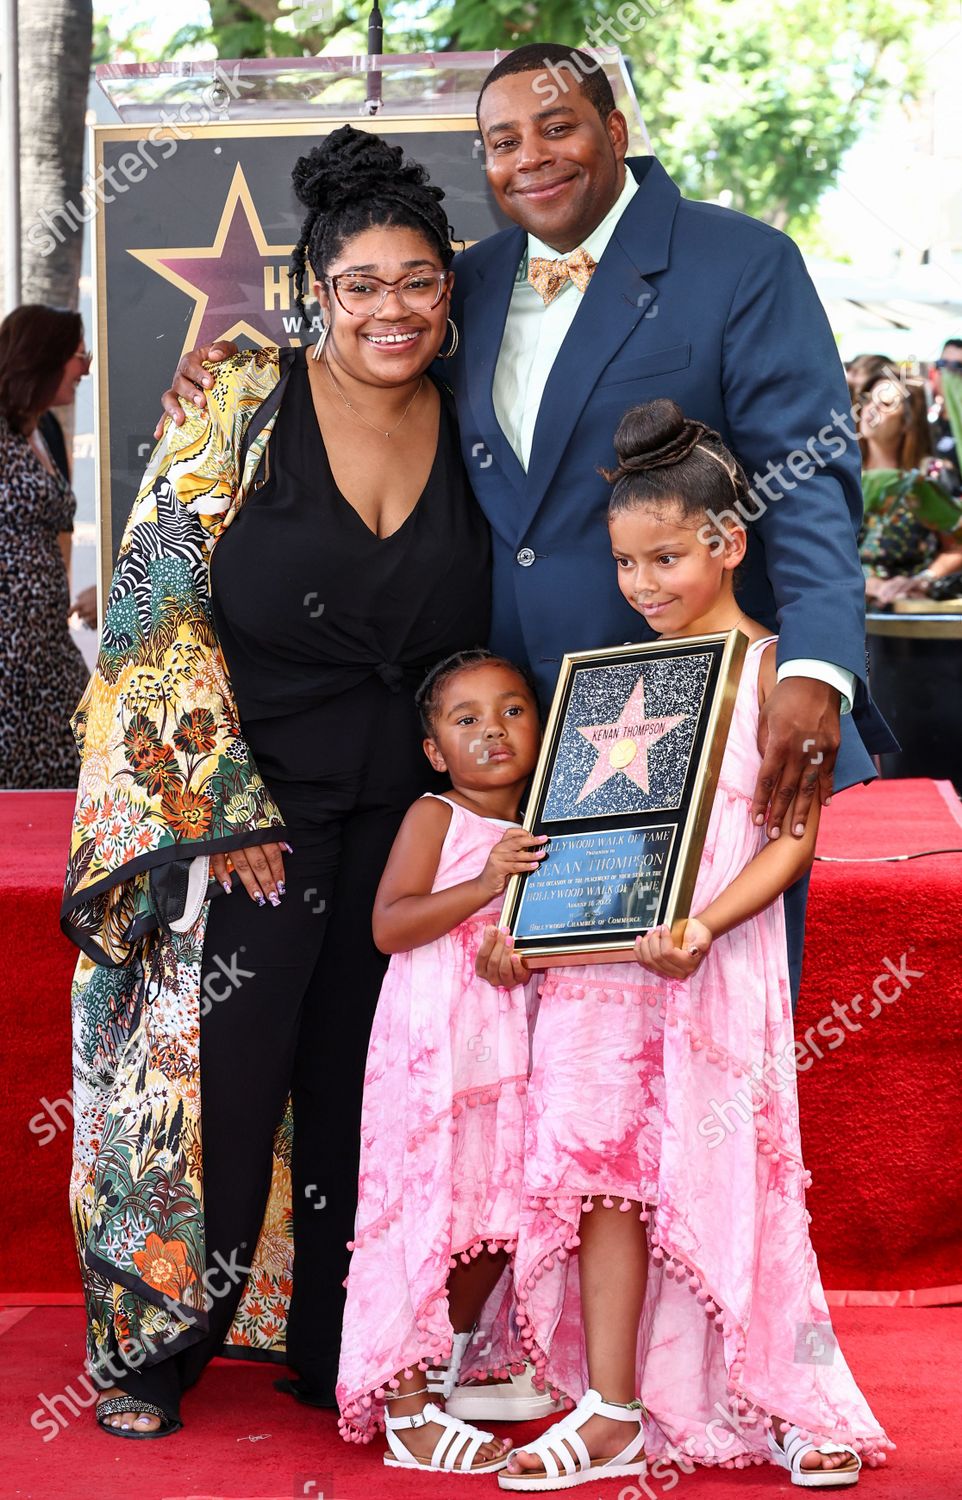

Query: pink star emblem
left=576, top=676, right=686, bottom=803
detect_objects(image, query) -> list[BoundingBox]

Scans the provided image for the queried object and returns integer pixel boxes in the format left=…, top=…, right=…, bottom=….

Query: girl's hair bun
left=602, top=398, right=747, bottom=528
left=612, top=397, right=705, bottom=474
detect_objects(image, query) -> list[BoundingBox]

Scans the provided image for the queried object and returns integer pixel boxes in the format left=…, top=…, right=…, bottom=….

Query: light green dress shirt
left=490, top=169, right=854, bottom=713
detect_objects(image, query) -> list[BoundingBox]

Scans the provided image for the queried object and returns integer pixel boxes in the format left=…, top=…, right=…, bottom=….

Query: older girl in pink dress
left=336, top=650, right=548, bottom=1474
left=479, top=400, right=894, bottom=1492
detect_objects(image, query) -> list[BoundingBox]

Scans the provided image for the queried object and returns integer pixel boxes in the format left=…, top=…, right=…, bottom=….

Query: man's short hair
left=477, top=44, right=617, bottom=127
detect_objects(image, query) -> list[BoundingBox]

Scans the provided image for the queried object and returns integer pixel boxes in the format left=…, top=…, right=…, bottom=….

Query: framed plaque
left=500, top=629, right=748, bottom=966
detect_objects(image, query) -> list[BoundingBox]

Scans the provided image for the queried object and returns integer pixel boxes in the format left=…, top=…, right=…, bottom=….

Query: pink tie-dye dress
left=513, top=637, right=894, bottom=1473
left=337, top=793, right=536, bottom=1444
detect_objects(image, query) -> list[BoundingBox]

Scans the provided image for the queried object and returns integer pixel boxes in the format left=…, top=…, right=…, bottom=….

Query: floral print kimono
left=64, top=348, right=303, bottom=1379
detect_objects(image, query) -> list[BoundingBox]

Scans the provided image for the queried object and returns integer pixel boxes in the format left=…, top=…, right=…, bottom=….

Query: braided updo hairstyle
left=289, top=125, right=456, bottom=321
left=604, top=398, right=751, bottom=524
left=415, top=648, right=537, bottom=737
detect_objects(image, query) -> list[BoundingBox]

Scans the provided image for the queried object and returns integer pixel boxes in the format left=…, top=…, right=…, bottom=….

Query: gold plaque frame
left=500, top=629, right=748, bottom=966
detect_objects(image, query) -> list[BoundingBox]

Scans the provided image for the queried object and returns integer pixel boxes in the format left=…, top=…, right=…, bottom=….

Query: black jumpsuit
left=116, top=349, right=490, bottom=1416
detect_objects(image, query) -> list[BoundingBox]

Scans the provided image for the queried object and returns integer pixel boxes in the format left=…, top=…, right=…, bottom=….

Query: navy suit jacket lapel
left=519, top=159, right=681, bottom=536
left=459, top=225, right=528, bottom=514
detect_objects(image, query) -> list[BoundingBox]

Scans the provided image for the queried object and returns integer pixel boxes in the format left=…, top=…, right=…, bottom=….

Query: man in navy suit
left=162, top=44, right=894, bottom=998
left=454, top=44, right=894, bottom=998
left=458, top=45, right=892, bottom=808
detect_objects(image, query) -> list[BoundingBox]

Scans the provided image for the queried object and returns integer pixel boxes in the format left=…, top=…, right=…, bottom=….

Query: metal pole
left=363, top=1, right=383, bottom=116
left=1, top=0, right=20, bottom=312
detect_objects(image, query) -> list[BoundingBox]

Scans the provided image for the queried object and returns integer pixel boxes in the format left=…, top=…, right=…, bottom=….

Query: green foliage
left=436, top=0, right=950, bottom=237
left=941, top=372, right=962, bottom=468
left=92, top=14, right=153, bottom=64
left=123, top=0, right=948, bottom=236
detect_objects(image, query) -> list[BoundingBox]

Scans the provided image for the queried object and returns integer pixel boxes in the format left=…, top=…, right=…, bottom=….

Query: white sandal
left=426, top=1329, right=474, bottom=1400
left=446, top=1363, right=566, bottom=1422
left=767, top=1423, right=861, bottom=1488
left=384, top=1399, right=510, bottom=1474
left=497, top=1387, right=648, bottom=1492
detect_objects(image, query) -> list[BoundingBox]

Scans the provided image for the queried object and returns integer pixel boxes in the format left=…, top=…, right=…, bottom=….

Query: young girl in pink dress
left=336, top=650, right=550, bottom=1474
left=479, top=400, right=894, bottom=1492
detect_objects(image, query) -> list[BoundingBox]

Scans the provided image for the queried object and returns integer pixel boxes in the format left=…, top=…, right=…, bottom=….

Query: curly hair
left=415, top=649, right=537, bottom=737
left=289, top=125, right=456, bottom=321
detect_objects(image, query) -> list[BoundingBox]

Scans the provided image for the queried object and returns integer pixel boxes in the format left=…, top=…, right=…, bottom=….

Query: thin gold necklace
left=323, top=354, right=423, bottom=439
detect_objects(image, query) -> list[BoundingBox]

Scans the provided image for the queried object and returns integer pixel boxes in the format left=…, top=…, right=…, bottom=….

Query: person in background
left=845, top=352, right=893, bottom=405
left=0, top=304, right=91, bottom=787
left=33, top=391, right=100, bottom=633
left=926, top=337, right=962, bottom=491
left=854, top=358, right=962, bottom=606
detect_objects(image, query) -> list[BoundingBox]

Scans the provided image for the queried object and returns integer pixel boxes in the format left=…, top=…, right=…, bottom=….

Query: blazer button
left=517, top=546, right=536, bottom=567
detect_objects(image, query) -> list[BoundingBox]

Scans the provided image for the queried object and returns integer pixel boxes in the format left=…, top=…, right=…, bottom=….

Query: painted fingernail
left=254, top=892, right=266, bottom=906
left=825, top=796, right=833, bottom=806
left=754, top=813, right=765, bottom=825
left=221, top=879, right=232, bottom=894
left=268, top=892, right=281, bottom=907
left=280, top=841, right=294, bottom=852
left=793, top=822, right=804, bottom=836
left=277, top=880, right=286, bottom=895
left=770, top=826, right=780, bottom=839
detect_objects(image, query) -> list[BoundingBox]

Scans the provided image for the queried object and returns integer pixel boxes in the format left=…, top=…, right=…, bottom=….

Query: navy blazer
left=446, top=156, right=896, bottom=789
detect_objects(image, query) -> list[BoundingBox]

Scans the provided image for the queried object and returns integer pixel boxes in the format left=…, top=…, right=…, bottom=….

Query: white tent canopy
left=805, top=256, right=962, bottom=363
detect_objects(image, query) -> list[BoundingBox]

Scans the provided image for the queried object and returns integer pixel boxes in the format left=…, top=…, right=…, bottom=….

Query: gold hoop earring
left=440, top=317, right=460, bottom=360
left=311, top=321, right=329, bottom=361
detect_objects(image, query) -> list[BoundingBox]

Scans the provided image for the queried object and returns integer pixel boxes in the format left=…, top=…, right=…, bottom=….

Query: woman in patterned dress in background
left=0, top=304, right=91, bottom=786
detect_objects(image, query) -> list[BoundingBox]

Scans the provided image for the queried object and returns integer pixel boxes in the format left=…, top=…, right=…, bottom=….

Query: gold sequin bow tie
left=527, top=247, right=597, bottom=306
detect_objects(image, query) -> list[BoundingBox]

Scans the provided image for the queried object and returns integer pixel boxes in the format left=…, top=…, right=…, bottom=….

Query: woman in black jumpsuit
left=96, top=127, right=490, bottom=1432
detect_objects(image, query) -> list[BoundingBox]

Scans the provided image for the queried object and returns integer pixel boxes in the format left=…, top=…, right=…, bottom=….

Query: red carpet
left=3, top=1303, right=960, bottom=1499
left=2, top=781, right=960, bottom=1297
left=796, top=779, right=962, bottom=1297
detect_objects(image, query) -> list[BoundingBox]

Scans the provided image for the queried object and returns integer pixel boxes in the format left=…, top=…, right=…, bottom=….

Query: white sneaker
left=445, top=1366, right=566, bottom=1423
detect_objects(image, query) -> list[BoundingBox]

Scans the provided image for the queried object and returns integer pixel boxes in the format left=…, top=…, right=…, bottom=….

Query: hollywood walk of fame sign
left=501, top=630, right=748, bottom=966
left=90, top=114, right=512, bottom=590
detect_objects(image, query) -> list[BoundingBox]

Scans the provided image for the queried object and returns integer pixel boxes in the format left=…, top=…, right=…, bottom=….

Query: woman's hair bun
left=291, top=123, right=444, bottom=217
left=612, top=398, right=705, bottom=473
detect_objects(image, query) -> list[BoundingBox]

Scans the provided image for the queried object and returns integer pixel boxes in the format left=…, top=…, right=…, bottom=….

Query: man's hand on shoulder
left=753, top=677, right=840, bottom=840
left=154, top=341, right=240, bottom=439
